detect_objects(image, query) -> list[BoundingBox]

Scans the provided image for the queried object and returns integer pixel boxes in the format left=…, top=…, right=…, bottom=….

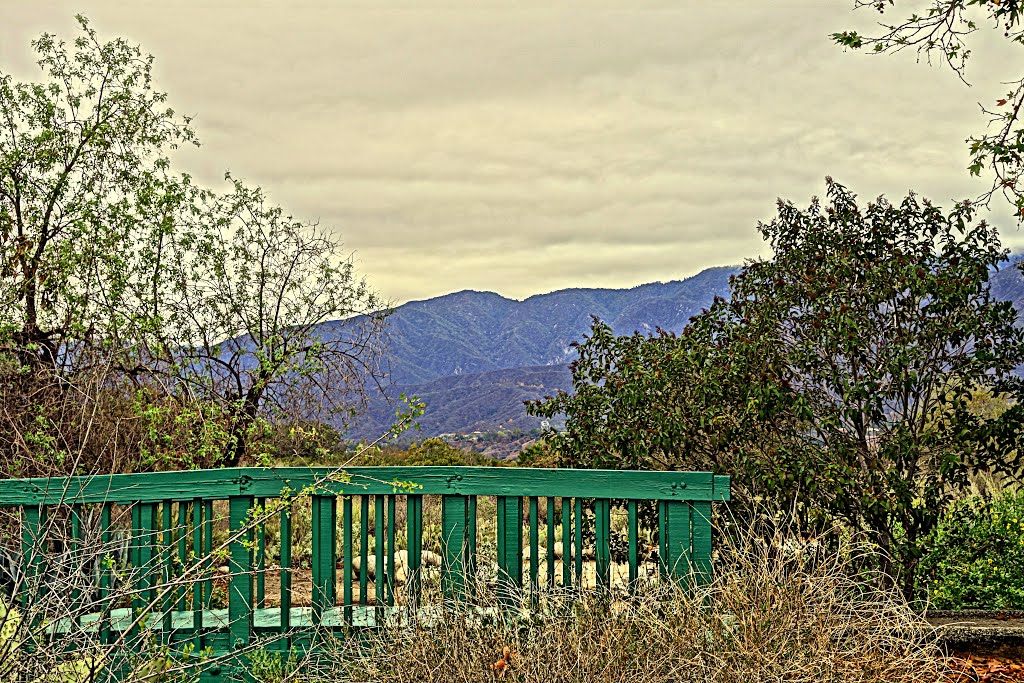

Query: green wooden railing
left=0, top=466, right=729, bottom=678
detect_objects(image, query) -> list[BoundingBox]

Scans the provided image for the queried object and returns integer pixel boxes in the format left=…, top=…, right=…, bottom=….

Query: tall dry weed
left=319, top=528, right=949, bottom=683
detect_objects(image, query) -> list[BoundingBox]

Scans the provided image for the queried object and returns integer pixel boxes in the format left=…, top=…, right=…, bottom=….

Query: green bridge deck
left=0, top=466, right=730, bottom=680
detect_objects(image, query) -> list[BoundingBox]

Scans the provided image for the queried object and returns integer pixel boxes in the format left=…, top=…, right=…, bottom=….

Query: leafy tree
left=143, top=176, right=386, bottom=465
left=0, top=17, right=386, bottom=473
left=0, top=15, right=196, bottom=370
left=834, top=1, right=1024, bottom=216
left=531, top=178, right=1024, bottom=598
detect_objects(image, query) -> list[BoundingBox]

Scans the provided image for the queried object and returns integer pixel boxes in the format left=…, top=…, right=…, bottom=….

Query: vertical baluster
left=191, top=499, right=203, bottom=654
left=662, top=501, right=692, bottom=580
left=440, top=495, right=467, bottom=602
left=70, top=505, right=83, bottom=630
left=279, top=504, right=291, bottom=642
left=374, top=496, right=384, bottom=617
left=311, top=495, right=337, bottom=625
left=256, top=497, right=266, bottom=610
left=691, top=501, right=713, bottom=585
left=359, top=496, right=369, bottom=607
left=466, top=495, right=477, bottom=586
left=342, top=497, right=352, bottom=626
left=496, top=496, right=522, bottom=608
left=177, top=502, right=189, bottom=611
left=561, top=498, right=571, bottom=589
left=228, top=495, right=254, bottom=653
left=658, top=500, right=667, bottom=580
left=546, top=497, right=556, bottom=588
left=137, top=503, right=158, bottom=617
left=406, top=495, right=423, bottom=605
left=99, top=503, right=112, bottom=644
left=161, top=501, right=173, bottom=638
left=130, top=503, right=141, bottom=618
left=627, top=500, right=639, bottom=589
left=595, top=498, right=611, bottom=591
left=528, top=496, right=539, bottom=603
left=126, top=502, right=156, bottom=642
left=573, top=498, right=583, bottom=586
left=202, top=500, right=213, bottom=609
left=386, top=496, right=396, bottom=607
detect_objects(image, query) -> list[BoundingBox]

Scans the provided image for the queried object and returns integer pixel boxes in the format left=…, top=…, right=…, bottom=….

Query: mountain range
left=340, top=259, right=1024, bottom=442
left=344, top=264, right=734, bottom=439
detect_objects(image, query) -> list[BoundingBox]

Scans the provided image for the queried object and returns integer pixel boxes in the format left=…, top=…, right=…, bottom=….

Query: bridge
left=0, top=466, right=730, bottom=681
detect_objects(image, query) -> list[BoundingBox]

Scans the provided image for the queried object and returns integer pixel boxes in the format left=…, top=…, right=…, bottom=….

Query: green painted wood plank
left=528, top=496, right=539, bottom=599
left=713, top=475, right=731, bottom=501
left=595, top=498, right=611, bottom=591
left=279, top=505, right=291, bottom=638
left=130, top=504, right=141, bottom=588
left=407, top=495, right=422, bottom=604
left=0, top=468, right=727, bottom=506
left=561, top=497, right=571, bottom=588
left=441, top=495, right=467, bottom=602
left=691, top=501, right=713, bottom=585
left=466, top=495, right=477, bottom=584
left=192, top=498, right=203, bottom=653
left=63, top=605, right=392, bottom=634
left=658, top=500, right=667, bottom=580
left=311, top=495, right=336, bottom=621
left=256, top=497, right=266, bottom=609
left=99, top=503, right=112, bottom=644
left=496, top=496, right=522, bottom=606
left=138, top=503, right=158, bottom=607
left=71, top=505, right=83, bottom=629
left=177, top=502, right=189, bottom=611
left=228, top=496, right=254, bottom=651
left=374, top=496, right=384, bottom=617
left=342, top=497, right=352, bottom=626
left=628, top=499, right=638, bottom=588
left=203, top=500, right=213, bottom=609
left=359, top=496, right=369, bottom=607
left=663, top=501, right=692, bottom=580
left=573, top=498, right=583, bottom=586
left=21, top=505, right=45, bottom=608
left=162, top=501, right=173, bottom=638
left=546, top=497, right=556, bottom=587
left=387, top=495, right=396, bottom=607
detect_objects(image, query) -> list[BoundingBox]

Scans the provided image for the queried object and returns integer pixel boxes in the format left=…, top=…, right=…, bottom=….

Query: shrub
left=918, top=489, right=1024, bottom=610
left=350, top=438, right=498, bottom=467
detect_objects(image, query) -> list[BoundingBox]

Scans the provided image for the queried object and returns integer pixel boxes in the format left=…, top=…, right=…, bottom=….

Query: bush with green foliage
left=918, top=490, right=1024, bottom=610
left=351, top=438, right=499, bottom=467
left=529, top=179, right=1024, bottom=600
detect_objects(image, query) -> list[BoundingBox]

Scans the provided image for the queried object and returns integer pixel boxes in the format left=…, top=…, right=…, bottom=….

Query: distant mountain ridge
left=343, top=265, right=737, bottom=439
left=361, top=265, right=737, bottom=386
left=342, top=258, right=1024, bottom=441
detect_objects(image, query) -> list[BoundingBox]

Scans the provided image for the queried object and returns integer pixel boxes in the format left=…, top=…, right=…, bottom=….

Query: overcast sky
left=3, top=2, right=1021, bottom=304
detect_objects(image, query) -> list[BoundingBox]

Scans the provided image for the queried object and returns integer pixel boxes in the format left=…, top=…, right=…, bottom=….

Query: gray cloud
left=3, top=1, right=1022, bottom=303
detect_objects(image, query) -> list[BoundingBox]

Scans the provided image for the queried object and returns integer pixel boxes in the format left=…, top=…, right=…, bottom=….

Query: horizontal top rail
left=0, top=466, right=730, bottom=506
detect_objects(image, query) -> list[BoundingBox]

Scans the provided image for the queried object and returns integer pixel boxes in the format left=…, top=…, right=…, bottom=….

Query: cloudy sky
left=3, top=2, right=1021, bottom=304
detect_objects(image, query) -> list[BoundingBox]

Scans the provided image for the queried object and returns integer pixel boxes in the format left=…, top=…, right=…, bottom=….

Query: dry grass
left=307, top=529, right=950, bottom=683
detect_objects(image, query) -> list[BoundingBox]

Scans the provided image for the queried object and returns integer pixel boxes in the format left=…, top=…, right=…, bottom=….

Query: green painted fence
left=0, top=466, right=729, bottom=680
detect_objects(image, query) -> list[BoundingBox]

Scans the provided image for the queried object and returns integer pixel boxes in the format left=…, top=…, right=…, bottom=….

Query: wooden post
left=496, top=496, right=522, bottom=607
left=595, top=498, right=611, bottom=591
left=662, top=501, right=693, bottom=581
left=311, top=495, right=336, bottom=624
left=228, top=496, right=254, bottom=653
left=441, top=495, right=467, bottom=602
